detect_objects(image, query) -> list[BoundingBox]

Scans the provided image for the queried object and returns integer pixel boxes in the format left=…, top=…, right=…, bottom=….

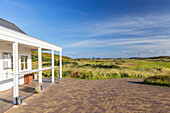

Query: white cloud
left=66, top=14, right=170, bottom=38
left=63, top=14, right=170, bottom=57
left=65, top=35, right=170, bottom=48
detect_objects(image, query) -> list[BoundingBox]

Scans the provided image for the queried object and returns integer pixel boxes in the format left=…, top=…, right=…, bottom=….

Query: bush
left=42, top=57, right=51, bottom=62
left=115, top=62, right=122, bottom=65
left=32, top=55, right=38, bottom=62
left=92, top=64, right=120, bottom=69
left=84, top=64, right=91, bottom=66
left=121, top=61, right=125, bottom=63
left=54, top=70, right=59, bottom=77
left=71, top=62, right=79, bottom=67
left=63, top=61, right=71, bottom=65
left=69, top=72, right=81, bottom=78
left=43, top=72, right=51, bottom=78
left=63, top=71, right=72, bottom=77
left=120, top=72, right=129, bottom=78
left=133, top=74, right=145, bottom=78
left=144, top=75, right=170, bottom=87
left=54, top=60, right=59, bottom=66
left=106, top=73, right=118, bottom=78
left=111, top=73, right=119, bottom=78
left=84, top=71, right=93, bottom=79
left=144, top=75, right=170, bottom=83
left=78, top=64, right=91, bottom=68
left=43, top=63, right=51, bottom=66
left=78, top=64, right=119, bottom=69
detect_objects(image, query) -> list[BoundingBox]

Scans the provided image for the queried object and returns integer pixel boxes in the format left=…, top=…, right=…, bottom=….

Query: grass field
left=31, top=52, right=170, bottom=86
left=136, top=61, right=170, bottom=69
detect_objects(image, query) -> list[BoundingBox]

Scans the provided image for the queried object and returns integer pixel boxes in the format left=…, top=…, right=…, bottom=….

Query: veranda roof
left=0, top=18, right=27, bottom=35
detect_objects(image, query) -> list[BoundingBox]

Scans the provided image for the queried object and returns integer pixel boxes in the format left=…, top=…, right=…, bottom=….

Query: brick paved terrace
left=0, top=78, right=58, bottom=113
left=5, top=78, right=170, bottom=113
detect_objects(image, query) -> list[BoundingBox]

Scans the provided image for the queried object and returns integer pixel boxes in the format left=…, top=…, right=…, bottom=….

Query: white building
left=0, top=18, right=62, bottom=104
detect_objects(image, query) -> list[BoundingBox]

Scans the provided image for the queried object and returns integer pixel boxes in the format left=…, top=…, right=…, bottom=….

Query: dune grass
left=31, top=52, right=170, bottom=86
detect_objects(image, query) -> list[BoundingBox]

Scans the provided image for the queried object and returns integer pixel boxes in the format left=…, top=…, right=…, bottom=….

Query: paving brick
left=4, top=78, right=170, bottom=113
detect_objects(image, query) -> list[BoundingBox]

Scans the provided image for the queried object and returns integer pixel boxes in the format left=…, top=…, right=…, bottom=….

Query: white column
left=52, top=50, right=54, bottom=83
left=60, top=51, right=62, bottom=78
left=13, top=42, right=19, bottom=104
left=38, top=47, right=42, bottom=83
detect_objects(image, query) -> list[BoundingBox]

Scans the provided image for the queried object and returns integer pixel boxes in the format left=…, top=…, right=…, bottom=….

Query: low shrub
left=54, top=60, right=59, bottom=66
left=78, top=64, right=91, bottom=68
left=43, top=72, right=51, bottom=78
left=144, top=75, right=170, bottom=87
left=115, top=62, right=122, bottom=65
left=32, top=54, right=38, bottom=62
left=43, top=63, right=51, bottom=66
left=42, top=57, right=51, bottom=62
left=78, top=64, right=119, bottom=69
left=144, top=75, right=170, bottom=82
left=105, top=73, right=119, bottom=78
left=83, top=71, right=93, bottom=79
left=54, top=70, right=60, bottom=77
left=121, top=61, right=125, bottom=63
left=133, top=74, right=145, bottom=78
left=63, top=61, right=71, bottom=65
left=71, top=62, right=79, bottom=67
left=63, top=71, right=72, bottom=77
left=69, top=72, right=82, bottom=78
left=72, top=62, right=78, bottom=66
left=120, top=72, right=129, bottom=78
left=92, top=64, right=120, bottom=69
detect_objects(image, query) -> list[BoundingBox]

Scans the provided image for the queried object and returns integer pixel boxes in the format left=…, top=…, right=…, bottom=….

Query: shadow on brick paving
left=0, top=78, right=58, bottom=113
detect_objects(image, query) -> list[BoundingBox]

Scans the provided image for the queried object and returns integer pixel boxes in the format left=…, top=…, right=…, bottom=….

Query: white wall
left=0, top=42, right=32, bottom=92
left=0, top=42, right=13, bottom=81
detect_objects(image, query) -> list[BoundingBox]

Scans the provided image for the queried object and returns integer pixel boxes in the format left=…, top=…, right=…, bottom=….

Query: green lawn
left=136, top=61, right=170, bottom=69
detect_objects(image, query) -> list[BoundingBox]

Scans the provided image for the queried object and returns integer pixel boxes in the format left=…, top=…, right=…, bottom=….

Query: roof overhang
left=0, top=25, right=62, bottom=52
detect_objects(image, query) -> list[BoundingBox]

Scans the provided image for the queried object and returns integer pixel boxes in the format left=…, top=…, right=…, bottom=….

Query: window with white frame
left=21, top=55, right=28, bottom=70
left=3, top=53, right=12, bottom=69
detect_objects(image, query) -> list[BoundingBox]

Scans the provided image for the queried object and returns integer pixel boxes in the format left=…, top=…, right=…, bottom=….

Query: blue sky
left=1, top=0, right=170, bottom=58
